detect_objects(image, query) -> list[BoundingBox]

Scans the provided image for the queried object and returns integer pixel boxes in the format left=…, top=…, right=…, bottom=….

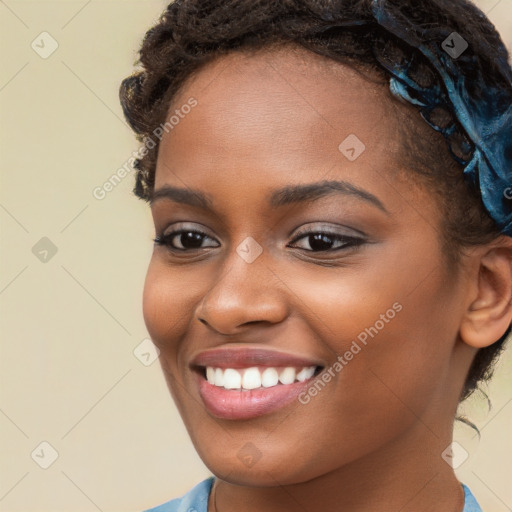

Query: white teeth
left=204, top=365, right=317, bottom=390
left=278, top=367, right=296, bottom=385
left=296, top=366, right=315, bottom=382
left=261, top=368, right=279, bottom=387
left=214, top=368, right=224, bottom=387
left=206, top=367, right=216, bottom=384
left=223, top=368, right=242, bottom=389
left=242, top=367, right=261, bottom=390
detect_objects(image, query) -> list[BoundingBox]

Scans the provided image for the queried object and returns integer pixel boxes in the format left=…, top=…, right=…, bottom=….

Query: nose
left=195, top=246, right=289, bottom=335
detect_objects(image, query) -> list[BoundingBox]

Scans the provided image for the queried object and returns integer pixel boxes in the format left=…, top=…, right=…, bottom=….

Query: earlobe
left=460, top=238, right=512, bottom=349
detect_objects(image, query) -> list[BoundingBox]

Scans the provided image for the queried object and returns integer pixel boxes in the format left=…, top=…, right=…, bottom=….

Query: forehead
left=167, top=44, right=394, bottom=130
left=154, top=45, right=407, bottom=202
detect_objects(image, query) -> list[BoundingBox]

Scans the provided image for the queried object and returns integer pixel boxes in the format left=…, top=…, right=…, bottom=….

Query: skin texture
left=142, top=46, right=512, bottom=512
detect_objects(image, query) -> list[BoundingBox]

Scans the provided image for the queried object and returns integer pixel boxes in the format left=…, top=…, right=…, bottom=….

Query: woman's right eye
left=153, top=229, right=219, bottom=251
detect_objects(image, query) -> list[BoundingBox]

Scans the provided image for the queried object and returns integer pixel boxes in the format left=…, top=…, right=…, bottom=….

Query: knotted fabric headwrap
left=320, top=0, right=512, bottom=235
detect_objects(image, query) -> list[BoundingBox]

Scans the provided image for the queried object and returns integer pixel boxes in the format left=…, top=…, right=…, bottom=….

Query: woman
left=120, top=0, right=512, bottom=510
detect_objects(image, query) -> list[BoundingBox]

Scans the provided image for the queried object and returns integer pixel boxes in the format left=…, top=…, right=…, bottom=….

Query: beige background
left=0, top=1, right=511, bottom=511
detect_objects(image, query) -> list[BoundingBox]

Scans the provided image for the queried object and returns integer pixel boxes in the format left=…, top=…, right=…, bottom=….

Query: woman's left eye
left=288, top=231, right=365, bottom=252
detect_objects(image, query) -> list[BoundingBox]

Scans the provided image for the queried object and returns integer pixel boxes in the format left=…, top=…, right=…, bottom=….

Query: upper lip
left=190, top=346, right=324, bottom=370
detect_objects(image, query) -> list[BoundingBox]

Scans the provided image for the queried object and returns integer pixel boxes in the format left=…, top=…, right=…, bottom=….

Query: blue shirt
left=143, top=477, right=483, bottom=512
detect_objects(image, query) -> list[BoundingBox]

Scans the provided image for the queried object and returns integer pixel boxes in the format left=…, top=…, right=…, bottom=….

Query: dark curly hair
left=119, top=0, right=511, bottom=403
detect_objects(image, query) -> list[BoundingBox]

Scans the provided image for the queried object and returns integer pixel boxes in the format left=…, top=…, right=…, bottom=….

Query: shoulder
left=142, top=477, right=215, bottom=512
left=462, top=483, right=483, bottom=512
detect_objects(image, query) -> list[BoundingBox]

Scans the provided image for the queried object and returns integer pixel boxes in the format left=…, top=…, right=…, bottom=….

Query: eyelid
left=161, top=222, right=214, bottom=237
left=291, top=222, right=367, bottom=239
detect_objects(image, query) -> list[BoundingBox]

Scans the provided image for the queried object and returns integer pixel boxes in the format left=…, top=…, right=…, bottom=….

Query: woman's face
left=143, top=47, right=473, bottom=485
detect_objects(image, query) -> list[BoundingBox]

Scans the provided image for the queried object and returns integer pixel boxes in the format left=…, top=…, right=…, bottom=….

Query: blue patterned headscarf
left=321, top=0, right=512, bottom=235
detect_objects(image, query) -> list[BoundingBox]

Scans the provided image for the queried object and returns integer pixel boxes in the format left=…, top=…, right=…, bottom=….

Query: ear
left=460, top=236, right=512, bottom=348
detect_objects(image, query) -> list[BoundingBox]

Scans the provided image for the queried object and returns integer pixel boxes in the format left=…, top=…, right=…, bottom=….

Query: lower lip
left=195, top=371, right=317, bottom=420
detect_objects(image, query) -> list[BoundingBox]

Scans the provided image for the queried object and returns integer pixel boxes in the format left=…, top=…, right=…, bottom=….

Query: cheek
left=142, top=258, right=197, bottom=351
left=142, top=258, right=206, bottom=417
left=278, top=252, right=458, bottom=425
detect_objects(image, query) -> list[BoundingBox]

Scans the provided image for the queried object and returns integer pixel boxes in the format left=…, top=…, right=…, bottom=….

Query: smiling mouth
left=197, top=365, right=324, bottom=391
left=193, top=364, right=325, bottom=420
left=190, top=347, right=326, bottom=419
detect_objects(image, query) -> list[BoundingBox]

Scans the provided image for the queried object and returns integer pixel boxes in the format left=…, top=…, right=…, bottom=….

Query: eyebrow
left=149, top=180, right=389, bottom=214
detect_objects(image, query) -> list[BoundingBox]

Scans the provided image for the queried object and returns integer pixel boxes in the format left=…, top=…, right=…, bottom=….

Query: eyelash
left=153, top=228, right=365, bottom=253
